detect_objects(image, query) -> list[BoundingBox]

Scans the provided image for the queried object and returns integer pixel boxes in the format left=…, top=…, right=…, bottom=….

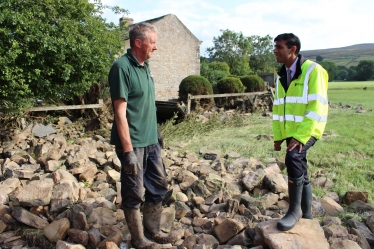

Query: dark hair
left=129, top=22, right=157, bottom=47
left=274, top=33, right=301, bottom=54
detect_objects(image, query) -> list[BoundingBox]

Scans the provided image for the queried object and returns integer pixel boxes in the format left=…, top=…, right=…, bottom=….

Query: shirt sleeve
left=108, top=61, right=130, bottom=102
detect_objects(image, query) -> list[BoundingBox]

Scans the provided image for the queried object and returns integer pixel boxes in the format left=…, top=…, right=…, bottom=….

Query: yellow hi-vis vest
left=272, top=60, right=329, bottom=144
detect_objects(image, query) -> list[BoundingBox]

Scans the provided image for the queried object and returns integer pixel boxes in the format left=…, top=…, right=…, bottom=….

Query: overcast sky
left=99, top=0, right=374, bottom=56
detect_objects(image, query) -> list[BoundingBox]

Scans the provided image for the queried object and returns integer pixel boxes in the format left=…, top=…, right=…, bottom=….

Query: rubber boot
left=123, top=207, right=161, bottom=249
left=301, top=182, right=313, bottom=219
left=143, top=201, right=185, bottom=244
left=277, top=175, right=304, bottom=231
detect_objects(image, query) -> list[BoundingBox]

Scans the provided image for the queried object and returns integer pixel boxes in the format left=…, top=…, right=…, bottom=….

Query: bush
left=178, top=75, right=213, bottom=109
left=208, top=61, right=230, bottom=74
left=217, top=77, right=245, bottom=93
left=240, top=75, right=265, bottom=92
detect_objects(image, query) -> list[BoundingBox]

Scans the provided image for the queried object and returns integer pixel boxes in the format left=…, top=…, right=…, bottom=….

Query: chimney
left=119, top=16, right=134, bottom=27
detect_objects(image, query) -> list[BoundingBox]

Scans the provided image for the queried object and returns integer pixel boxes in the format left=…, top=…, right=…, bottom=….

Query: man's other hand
left=122, top=151, right=140, bottom=175
left=274, top=141, right=282, bottom=151
left=286, top=138, right=303, bottom=153
left=158, top=129, right=164, bottom=149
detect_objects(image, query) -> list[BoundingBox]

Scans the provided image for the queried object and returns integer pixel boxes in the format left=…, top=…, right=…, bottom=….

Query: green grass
left=160, top=81, right=374, bottom=205
left=328, top=81, right=374, bottom=109
left=329, top=81, right=374, bottom=90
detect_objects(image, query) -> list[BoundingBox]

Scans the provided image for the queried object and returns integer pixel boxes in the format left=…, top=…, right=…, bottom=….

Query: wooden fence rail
left=0, top=99, right=104, bottom=113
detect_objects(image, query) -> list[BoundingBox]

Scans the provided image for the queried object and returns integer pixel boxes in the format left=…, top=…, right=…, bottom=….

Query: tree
left=206, top=29, right=253, bottom=76
left=0, top=0, right=127, bottom=109
left=336, top=66, right=349, bottom=80
left=319, top=61, right=338, bottom=81
left=347, top=66, right=358, bottom=80
left=249, top=35, right=277, bottom=73
left=316, top=55, right=324, bottom=62
left=356, top=60, right=374, bottom=81
left=200, top=59, right=229, bottom=91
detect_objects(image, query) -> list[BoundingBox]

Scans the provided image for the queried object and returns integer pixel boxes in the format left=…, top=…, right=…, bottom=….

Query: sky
left=99, top=0, right=374, bottom=57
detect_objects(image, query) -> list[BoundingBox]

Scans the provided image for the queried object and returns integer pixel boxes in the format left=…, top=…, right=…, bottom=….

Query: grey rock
left=263, top=173, right=288, bottom=194
left=67, top=228, right=89, bottom=246
left=214, top=218, right=245, bottom=243
left=348, top=200, right=374, bottom=213
left=32, top=123, right=56, bottom=138
left=0, top=178, right=21, bottom=204
left=348, top=218, right=374, bottom=246
left=44, top=218, right=70, bottom=243
left=242, top=169, right=265, bottom=192
left=16, top=178, right=54, bottom=207
left=12, top=206, right=49, bottom=229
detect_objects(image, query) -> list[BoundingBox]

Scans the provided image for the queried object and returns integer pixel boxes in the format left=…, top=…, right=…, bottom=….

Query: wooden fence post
left=187, top=94, right=192, bottom=115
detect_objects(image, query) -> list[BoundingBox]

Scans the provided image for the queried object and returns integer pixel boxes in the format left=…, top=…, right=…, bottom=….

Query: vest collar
left=278, top=54, right=306, bottom=91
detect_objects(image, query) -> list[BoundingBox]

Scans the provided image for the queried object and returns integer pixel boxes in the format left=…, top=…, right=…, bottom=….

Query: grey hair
left=129, top=22, right=157, bottom=47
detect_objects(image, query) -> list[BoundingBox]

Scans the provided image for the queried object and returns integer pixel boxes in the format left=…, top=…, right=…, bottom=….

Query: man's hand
left=122, top=151, right=140, bottom=175
left=158, top=129, right=164, bottom=149
left=287, top=138, right=303, bottom=153
left=274, top=141, right=282, bottom=151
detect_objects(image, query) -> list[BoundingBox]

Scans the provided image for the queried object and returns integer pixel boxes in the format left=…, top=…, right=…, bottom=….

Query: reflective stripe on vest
left=273, top=112, right=327, bottom=122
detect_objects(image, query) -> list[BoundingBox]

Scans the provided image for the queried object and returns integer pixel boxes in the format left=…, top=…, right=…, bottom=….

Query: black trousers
left=116, top=143, right=168, bottom=209
left=285, top=137, right=317, bottom=184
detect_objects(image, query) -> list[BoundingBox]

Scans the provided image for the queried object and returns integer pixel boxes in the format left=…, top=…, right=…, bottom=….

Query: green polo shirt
left=108, top=49, right=158, bottom=148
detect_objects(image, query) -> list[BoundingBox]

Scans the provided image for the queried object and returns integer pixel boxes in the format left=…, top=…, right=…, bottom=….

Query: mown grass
left=160, top=81, right=374, bottom=205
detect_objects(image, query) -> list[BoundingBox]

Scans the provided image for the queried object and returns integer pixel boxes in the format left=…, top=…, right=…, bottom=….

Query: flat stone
left=255, top=219, right=329, bottom=249
left=32, top=123, right=56, bottom=138
left=16, top=178, right=54, bottom=207
left=214, top=218, right=245, bottom=243
left=44, top=218, right=70, bottom=243
left=12, top=206, right=49, bottom=229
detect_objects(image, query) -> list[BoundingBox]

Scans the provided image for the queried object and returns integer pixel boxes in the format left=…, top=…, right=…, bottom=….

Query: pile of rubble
left=0, top=120, right=374, bottom=249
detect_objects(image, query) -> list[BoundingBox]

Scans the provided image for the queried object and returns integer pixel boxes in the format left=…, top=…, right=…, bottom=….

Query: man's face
left=139, top=31, right=158, bottom=60
left=273, top=40, right=295, bottom=65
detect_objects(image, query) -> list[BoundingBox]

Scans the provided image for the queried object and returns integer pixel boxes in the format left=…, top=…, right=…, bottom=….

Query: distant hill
left=301, top=43, right=374, bottom=68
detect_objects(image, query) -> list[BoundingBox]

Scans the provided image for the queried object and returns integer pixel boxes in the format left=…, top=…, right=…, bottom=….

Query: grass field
left=328, top=81, right=374, bottom=108
left=161, top=81, right=374, bottom=206
left=329, top=81, right=374, bottom=89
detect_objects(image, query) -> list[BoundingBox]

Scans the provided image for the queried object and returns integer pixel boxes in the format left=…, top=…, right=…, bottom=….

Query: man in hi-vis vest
left=272, top=33, right=328, bottom=231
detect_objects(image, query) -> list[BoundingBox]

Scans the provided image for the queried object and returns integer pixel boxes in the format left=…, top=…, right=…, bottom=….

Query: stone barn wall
left=123, top=14, right=201, bottom=101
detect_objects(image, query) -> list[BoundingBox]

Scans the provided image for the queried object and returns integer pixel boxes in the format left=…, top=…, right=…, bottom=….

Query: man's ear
left=134, top=38, right=142, bottom=48
left=291, top=45, right=297, bottom=54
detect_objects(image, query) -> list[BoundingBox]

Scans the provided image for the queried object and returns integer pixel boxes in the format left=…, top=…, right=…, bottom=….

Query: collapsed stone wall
left=0, top=117, right=373, bottom=249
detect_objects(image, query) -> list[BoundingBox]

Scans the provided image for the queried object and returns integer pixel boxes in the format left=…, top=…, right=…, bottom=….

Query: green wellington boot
left=123, top=207, right=161, bottom=249
left=143, top=201, right=185, bottom=244
left=301, top=182, right=313, bottom=219
left=277, top=175, right=304, bottom=231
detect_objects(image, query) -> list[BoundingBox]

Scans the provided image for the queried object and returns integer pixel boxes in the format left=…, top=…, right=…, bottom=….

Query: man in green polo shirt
left=108, top=22, right=183, bottom=249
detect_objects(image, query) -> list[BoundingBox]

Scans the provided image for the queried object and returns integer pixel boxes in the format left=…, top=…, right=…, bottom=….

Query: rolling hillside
left=301, top=43, right=374, bottom=67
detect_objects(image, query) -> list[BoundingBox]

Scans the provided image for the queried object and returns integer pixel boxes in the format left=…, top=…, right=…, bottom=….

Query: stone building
left=121, top=14, right=202, bottom=101
left=258, top=72, right=276, bottom=88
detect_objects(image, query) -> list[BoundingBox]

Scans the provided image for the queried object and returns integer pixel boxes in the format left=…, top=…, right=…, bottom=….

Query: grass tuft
left=15, top=226, right=54, bottom=249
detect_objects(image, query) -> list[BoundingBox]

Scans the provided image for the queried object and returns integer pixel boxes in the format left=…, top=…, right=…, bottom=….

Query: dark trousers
left=116, top=143, right=168, bottom=209
left=285, top=137, right=317, bottom=184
